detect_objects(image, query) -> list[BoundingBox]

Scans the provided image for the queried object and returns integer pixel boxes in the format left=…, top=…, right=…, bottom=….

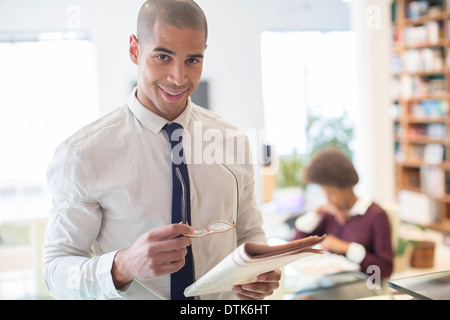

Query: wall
left=349, top=0, right=395, bottom=204
left=197, top=0, right=350, bottom=132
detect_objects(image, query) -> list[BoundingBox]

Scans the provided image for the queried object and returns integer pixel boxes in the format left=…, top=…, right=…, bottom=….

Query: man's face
left=130, top=22, right=206, bottom=121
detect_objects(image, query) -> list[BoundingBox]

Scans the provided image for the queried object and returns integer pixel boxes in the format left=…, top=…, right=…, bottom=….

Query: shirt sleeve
left=42, top=142, right=122, bottom=300
left=346, top=242, right=367, bottom=264
left=295, top=211, right=322, bottom=234
left=235, top=162, right=267, bottom=246
left=233, top=136, right=267, bottom=246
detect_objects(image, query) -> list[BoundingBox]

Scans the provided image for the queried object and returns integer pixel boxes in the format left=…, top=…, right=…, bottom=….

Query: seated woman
left=292, top=148, right=393, bottom=278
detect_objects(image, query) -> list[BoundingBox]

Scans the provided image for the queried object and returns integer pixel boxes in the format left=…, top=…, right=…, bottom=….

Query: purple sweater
left=292, top=202, right=393, bottom=278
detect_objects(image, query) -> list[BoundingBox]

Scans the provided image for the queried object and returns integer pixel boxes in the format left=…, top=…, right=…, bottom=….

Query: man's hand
left=232, top=269, right=282, bottom=300
left=111, top=223, right=194, bottom=289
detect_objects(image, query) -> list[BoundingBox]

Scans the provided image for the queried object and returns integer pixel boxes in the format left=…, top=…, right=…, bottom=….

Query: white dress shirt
left=43, top=88, right=266, bottom=300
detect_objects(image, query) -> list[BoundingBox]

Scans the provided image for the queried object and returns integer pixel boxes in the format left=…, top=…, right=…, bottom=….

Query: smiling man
left=43, top=0, right=280, bottom=300
left=131, top=0, right=207, bottom=121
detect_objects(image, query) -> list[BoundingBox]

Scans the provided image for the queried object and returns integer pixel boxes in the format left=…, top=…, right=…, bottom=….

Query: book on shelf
left=395, top=142, right=406, bottom=162
left=404, top=48, right=444, bottom=73
left=419, top=100, right=448, bottom=117
left=398, top=190, right=438, bottom=225
left=407, top=123, right=446, bottom=138
left=406, top=1, right=444, bottom=19
left=409, top=100, right=448, bottom=117
left=404, top=21, right=442, bottom=47
left=423, top=143, right=445, bottom=164
left=421, top=165, right=445, bottom=198
left=410, top=144, right=425, bottom=161
left=426, top=123, right=446, bottom=138
left=406, top=1, right=430, bottom=19
left=400, top=74, right=446, bottom=100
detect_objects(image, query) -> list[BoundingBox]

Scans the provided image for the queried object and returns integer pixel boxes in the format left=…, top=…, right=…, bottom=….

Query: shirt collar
left=348, top=197, right=372, bottom=217
left=127, top=86, right=192, bottom=134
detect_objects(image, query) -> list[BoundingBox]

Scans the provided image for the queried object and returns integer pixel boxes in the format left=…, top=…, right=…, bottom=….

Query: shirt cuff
left=346, top=242, right=366, bottom=264
left=97, top=250, right=126, bottom=299
left=295, top=211, right=322, bottom=233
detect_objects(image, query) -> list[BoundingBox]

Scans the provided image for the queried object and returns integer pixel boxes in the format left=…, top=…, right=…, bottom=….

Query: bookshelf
left=391, top=0, right=450, bottom=232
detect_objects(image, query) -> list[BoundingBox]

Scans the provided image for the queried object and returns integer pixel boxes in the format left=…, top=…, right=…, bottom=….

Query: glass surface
left=388, top=270, right=450, bottom=300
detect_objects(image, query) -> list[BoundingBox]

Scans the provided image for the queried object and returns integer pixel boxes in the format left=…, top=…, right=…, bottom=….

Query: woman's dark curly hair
left=304, top=148, right=358, bottom=189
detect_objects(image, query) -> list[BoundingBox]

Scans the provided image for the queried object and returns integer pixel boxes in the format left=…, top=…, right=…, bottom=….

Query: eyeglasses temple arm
left=175, top=167, right=187, bottom=224
left=219, top=163, right=238, bottom=225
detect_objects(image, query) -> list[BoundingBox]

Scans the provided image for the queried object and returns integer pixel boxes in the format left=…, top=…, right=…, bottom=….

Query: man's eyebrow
left=187, top=53, right=204, bottom=59
left=153, top=47, right=204, bottom=59
left=153, top=47, right=175, bottom=55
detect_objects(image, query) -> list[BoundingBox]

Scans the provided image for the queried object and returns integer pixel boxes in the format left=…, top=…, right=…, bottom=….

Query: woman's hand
left=320, top=234, right=349, bottom=254
left=317, top=203, right=349, bottom=225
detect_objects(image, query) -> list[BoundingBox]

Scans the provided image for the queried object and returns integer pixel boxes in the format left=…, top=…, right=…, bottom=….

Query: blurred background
left=0, top=0, right=449, bottom=300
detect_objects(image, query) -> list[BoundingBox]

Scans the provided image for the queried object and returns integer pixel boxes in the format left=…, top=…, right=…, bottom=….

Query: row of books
left=392, top=48, right=444, bottom=74
left=392, top=75, right=447, bottom=100
left=391, top=100, right=449, bottom=119
left=407, top=123, right=447, bottom=139
left=404, top=21, right=443, bottom=47
left=404, top=47, right=444, bottom=73
left=404, top=143, right=445, bottom=165
left=412, top=99, right=449, bottom=117
left=406, top=1, right=444, bottom=19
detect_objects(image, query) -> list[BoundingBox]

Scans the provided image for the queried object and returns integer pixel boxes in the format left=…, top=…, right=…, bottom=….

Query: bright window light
left=260, top=31, right=357, bottom=156
left=0, top=37, right=99, bottom=219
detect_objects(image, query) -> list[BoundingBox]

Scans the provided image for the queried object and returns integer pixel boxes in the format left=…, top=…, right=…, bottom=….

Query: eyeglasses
left=175, top=163, right=238, bottom=238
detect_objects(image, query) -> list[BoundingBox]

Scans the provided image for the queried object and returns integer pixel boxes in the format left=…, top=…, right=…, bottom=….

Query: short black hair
left=137, top=0, right=208, bottom=45
left=304, top=148, right=358, bottom=189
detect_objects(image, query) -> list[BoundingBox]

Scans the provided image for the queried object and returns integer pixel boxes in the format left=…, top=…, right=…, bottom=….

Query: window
left=260, top=31, right=357, bottom=156
left=0, top=34, right=99, bottom=220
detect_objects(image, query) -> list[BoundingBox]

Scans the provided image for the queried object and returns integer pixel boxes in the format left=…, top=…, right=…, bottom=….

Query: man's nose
left=167, top=62, right=187, bottom=86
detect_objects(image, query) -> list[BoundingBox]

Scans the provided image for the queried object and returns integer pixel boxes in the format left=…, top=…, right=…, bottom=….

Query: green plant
left=396, top=237, right=415, bottom=257
left=305, top=112, right=354, bottom=159
left=275, top=112, right=354, bottom=188
left=276, top=150, right=306, bottom=188
left=395, top=224, right=425, bottom=257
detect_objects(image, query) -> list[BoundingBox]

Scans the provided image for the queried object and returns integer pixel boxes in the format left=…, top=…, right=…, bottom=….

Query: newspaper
left=184, top=235, right=325, bottom=297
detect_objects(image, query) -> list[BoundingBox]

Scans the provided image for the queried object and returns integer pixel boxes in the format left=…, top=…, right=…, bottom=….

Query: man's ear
left=129, top=34, right=140, bottom=65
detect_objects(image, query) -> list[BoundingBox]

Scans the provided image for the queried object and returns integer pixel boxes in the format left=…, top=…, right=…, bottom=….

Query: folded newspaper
left=184, top=234, right=326, bottom=297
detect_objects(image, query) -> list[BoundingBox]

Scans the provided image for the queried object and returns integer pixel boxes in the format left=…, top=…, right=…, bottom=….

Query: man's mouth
left=159, top=86, right=187, bottom=101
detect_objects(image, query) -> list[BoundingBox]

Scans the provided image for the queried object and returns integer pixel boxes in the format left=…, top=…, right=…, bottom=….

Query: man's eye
left=187, top=58, right=199, bottom=64
left=156, top=54, right=169, bottom=61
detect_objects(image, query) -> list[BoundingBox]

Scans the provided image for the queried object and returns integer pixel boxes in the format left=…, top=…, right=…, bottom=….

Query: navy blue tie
left=163, top=122, right=194, bottom=300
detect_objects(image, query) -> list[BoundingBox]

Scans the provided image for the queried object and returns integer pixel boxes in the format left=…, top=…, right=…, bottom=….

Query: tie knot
left=163, top=122, right=184, bottom=141
left=164, top=122, right=183, bottom=133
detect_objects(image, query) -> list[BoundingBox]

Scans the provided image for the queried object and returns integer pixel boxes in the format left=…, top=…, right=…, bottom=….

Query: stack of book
left=421, top=165, right=445, bottom=197
left=404, top=47, right=443, bottom=73
left=411, top=100, right=448, bottom=117
left=404, top=21, right=441, bottom=47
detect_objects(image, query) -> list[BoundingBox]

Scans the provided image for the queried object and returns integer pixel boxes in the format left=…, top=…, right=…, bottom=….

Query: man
left=43, top=0, right=281, bottom=300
